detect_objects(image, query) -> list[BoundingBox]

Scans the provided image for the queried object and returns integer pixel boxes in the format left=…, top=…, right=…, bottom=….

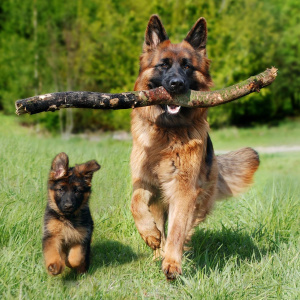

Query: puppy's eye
left=183, top=64, right=190, bottom=70
left=74, top=187, right=81, bottom=194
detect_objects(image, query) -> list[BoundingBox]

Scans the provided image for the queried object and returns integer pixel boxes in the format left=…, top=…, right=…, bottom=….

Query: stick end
left=269, top=66, right=278, bottom=78
left=15, top=102, right=26, bottom=116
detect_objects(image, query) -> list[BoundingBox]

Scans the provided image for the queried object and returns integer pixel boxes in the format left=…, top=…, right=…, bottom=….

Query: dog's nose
left=170, top=78, right=184, bottom=89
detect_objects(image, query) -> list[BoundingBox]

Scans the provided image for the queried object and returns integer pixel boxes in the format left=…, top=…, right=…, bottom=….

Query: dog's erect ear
left=184, top=17, right=207, bottom=51
left=50, top=152, right=69, bottom=180
left=143, top=15, right=169, bottom=52
left=74, top=160, right=101, bottom=186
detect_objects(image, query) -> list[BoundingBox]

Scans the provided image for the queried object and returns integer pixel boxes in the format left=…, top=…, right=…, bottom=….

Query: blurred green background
left=0, top=0, right=299, bottom=133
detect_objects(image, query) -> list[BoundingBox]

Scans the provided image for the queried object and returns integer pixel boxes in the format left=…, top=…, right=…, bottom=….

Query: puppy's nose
left=64, top=203, right=73, bottom=210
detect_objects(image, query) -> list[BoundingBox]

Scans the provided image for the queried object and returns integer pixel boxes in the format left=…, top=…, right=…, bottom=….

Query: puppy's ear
left=74, top=160, right=101, bottom=186
left=184, top=17, right=207, bottom=51
left=143, top=15, right=169, bottom=52
left=50, top=152, right=69, bottom=180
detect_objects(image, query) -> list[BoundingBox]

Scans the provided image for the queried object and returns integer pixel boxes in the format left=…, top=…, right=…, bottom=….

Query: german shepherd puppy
left=43, top=152, right=100, bottom=275
left=130, top=15, right=259, bottom=280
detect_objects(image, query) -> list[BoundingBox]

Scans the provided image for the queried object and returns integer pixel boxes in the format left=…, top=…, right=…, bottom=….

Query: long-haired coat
left=130, top=15, right=259, bottom=280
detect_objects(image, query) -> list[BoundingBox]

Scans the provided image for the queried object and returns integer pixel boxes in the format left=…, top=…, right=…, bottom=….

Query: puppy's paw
left=162, top=259, right=182, bottom=280
left=47, top=261, right=63, bottom=275
left=76, top=263, right=88, bottom=274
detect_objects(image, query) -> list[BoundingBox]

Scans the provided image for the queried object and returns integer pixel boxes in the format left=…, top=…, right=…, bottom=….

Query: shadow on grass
left=62, top=239, right=138, bottom=281
left=91, top=239, right=139, bottom=270
left=186, top=226, right=265, bottom=277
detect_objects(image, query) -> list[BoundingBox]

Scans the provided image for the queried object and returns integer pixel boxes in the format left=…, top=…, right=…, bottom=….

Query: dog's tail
left=216, top=147, right=260, bottom=200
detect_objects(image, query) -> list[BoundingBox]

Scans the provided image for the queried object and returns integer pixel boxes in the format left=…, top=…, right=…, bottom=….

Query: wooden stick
left=15, top=67, right=277, bottom=115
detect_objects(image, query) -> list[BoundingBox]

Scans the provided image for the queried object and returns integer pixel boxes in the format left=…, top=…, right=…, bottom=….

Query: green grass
left=0, top=114, right=299, bottom=299
left=210, top=119, right=300, bottom=149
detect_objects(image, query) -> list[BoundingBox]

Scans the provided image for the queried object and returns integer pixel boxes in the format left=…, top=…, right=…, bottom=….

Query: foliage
left=0, top=0, right=299, bottom=131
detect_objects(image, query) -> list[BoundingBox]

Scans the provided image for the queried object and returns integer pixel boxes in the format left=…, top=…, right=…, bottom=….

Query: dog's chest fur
left=131, top=113, right=212, bottom=190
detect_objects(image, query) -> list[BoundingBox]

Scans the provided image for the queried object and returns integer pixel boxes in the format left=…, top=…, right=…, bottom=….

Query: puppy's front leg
left=162, top=188, right=198, bottom=280
left=43, top=236, right=65, bottom=275
left=66, top=243, right=88, bottom=273
left=131, top=180, right=162, bottom=250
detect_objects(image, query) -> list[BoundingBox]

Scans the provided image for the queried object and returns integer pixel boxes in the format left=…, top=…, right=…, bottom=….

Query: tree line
left=0, top=0, right=299, bottom=132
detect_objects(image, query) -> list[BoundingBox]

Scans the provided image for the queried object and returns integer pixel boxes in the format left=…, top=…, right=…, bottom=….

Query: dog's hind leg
left=131, top=180, right=162, bottom=251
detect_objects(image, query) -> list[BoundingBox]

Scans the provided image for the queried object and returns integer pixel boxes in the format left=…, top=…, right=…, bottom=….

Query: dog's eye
left=183, top=64, right=190, bottom=70
left=161, top=62, right=169, bottom=69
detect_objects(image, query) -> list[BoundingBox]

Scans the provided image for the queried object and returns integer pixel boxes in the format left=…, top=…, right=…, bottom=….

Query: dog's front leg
left=131, top=180, right=162, bottom=250
left=162, top=187, right=198, bottom=280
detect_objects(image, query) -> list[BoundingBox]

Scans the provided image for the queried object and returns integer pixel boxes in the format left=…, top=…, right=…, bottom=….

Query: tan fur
left=130, top=15, right=259, bottom=280
left=46, top=218, right=88, bottom=245
left=43, top=217, right=88, bottom=275
left=47, top=190, right=61, bottom=214
left=66, top=244, right=86, bottom=272
left=131, top=109, right=221, bottom=279
left=43, top=235, right=66, bottom=275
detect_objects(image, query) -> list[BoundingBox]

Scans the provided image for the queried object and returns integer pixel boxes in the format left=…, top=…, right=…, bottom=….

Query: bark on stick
left=15, top=67, right=277, bottom=115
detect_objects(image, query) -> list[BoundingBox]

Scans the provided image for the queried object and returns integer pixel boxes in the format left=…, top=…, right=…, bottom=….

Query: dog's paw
left=162, top=259, right=182, bottom=280
left=47, top=262, right=63, bottom=275
left=140, top=232, right=161, bottom=250
left=145, top=235, right=161, bottom=250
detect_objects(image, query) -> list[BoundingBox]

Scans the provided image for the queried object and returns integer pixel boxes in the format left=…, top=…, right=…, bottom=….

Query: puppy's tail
left=216, top=147, right=259, bottom=200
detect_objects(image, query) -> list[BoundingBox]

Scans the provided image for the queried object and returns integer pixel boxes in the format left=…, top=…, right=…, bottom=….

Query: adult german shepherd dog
left=130, top=15, right=259, bottom=280
left=43, top=152, right=100, bottom=275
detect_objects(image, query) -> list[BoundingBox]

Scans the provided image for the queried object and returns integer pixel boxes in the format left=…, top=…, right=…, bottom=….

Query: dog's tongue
left=167, top=105, right=181, bottom=114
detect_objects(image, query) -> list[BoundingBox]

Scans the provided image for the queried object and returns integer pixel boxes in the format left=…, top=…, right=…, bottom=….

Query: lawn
left=0, top=114, right=299, bottom=299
